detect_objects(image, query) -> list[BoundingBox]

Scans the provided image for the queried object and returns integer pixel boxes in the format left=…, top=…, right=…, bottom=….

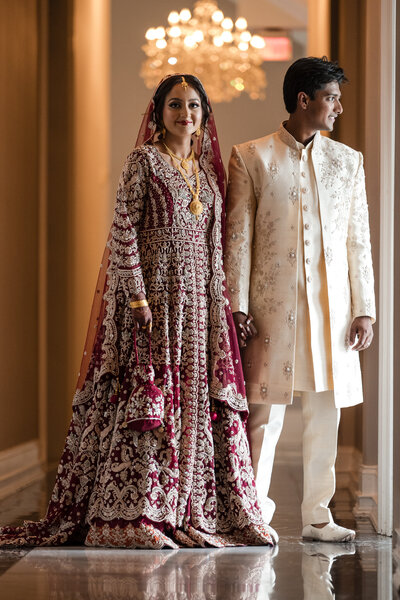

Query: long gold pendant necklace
left=163, top=142, right=203, bottom=219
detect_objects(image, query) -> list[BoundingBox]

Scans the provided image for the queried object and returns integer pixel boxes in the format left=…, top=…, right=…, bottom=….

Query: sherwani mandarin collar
left=277, top=122, right=321, bottom=153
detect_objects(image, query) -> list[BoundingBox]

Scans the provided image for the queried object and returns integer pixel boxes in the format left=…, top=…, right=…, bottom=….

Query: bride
left=0, top=74, right=277, bottom=549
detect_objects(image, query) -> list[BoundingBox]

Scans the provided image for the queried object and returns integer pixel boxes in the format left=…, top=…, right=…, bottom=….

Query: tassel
left=124, top=330, right=164, bottom=432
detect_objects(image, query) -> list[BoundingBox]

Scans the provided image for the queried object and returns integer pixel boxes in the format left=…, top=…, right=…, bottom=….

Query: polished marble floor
left=0, top=404, right=396, bottom=599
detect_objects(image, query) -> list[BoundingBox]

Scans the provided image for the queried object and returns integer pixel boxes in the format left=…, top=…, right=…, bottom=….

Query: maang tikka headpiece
left=181, top=76, right=189, bottom=90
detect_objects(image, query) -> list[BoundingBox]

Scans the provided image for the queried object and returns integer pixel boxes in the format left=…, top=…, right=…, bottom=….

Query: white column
left=378, top=0, right=396, bottom=537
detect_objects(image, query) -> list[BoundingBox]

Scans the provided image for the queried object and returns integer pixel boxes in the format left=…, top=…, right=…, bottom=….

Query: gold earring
left=160, top=126, right=166, bottom=138
left=195, top=128, right=201, bottom=138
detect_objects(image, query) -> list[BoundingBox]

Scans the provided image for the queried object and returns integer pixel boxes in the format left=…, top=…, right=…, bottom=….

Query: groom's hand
left=233, top=312, right=258, bottom=348
left=349, top=316, right=373, bottom=351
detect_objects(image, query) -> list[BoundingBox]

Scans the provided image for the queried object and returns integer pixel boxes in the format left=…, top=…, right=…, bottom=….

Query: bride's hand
left=130, top=294, right=153, bottom=332
left=132, top=306, right=152, bottom=332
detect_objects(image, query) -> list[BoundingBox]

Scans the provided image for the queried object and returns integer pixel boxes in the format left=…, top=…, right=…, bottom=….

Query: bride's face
left=162, top=83, right=203, bottom=139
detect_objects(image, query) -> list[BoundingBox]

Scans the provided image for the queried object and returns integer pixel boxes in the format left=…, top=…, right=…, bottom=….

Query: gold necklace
left=162, top=143, right=194, bottom=174
left=162, top=143, right=203, bottom=219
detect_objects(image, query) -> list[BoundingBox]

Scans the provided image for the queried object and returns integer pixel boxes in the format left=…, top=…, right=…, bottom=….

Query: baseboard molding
left=336, top=446, right=362, bottom=495
left=335, top=447, right=378, bottom=531
left=353, top=463, right=378, bottom=531
left=334, top=446, right=361, bottom=521
left=0, top=440, right=45, bottom=501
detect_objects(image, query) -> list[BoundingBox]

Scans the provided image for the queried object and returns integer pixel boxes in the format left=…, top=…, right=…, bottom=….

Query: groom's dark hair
left=283, top=56, right=348, bottom=113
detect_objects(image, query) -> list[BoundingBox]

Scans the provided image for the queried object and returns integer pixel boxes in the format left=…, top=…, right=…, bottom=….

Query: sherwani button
left=302, top=155, right=307, bottom=161
left=303, top=204, right=308, bottom=211
left=305, top=239, right=310, bottom=246
left=301, top=171, right=306, bottom=177
left=304, top=223, right=310, bottom=230
left=306, top=258, right=311, bottom=264
left=307, top=276, right=312, bottom=282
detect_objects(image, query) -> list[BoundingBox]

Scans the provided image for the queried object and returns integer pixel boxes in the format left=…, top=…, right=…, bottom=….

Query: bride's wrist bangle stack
left=130, top=299, right=149, bottom=309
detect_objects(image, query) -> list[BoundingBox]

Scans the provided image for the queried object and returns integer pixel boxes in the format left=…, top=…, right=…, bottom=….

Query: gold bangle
left=130, top=299, right=148, bottom=309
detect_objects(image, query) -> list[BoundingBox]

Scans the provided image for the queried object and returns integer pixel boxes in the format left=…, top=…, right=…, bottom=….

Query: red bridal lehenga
left=0, top=78, right=276, bottom=549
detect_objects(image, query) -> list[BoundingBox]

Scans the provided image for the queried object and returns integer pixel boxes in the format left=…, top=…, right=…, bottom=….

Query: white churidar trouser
left=248, top=390, right=340, bottom=527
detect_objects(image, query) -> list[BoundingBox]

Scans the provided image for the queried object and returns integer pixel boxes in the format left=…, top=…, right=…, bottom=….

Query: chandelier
left=141, top=0, right=267, bottom=103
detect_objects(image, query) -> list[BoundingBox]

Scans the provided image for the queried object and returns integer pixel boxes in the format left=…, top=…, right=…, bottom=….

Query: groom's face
left=304, top=81, right=343, bottom=132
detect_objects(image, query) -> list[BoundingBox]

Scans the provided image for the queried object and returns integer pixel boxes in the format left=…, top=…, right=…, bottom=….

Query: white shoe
left=302, top=522, right=355, bottom=542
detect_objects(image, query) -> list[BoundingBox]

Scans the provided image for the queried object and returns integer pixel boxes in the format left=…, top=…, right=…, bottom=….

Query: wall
left=328, top=1, right=385, bottom=530
left=44, top=0, right=307, bottom=463
left=1, top=0, right=384, bottom=489
left=0, top=0, right=39, bottom=451
left=69, top=0, right=111, bottom=407
left=45, top=0, right=111, bottom=464
left=45, top=0, right=74, bottom=464
left=358, top=0, right=380, bottom=468
left=307, top=0, right=330, bottom=55
left=329, top=0, right=380, bottom=464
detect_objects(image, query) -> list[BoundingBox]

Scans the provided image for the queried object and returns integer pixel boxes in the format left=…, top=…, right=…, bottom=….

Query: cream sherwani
left=225, top=124, right=375, bottom=526
left=225, top=124, right=375, bottom=408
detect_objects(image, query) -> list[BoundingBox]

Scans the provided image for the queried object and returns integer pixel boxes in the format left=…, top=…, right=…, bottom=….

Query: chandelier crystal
left=141, top=0, right=267, bottom=103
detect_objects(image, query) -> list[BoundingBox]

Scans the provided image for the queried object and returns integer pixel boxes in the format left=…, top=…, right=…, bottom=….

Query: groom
left=224, top=57, right=375, bottom=542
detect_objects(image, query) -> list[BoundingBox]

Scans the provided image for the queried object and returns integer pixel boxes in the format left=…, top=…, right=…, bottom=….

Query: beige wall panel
left=360, top=0, right=380, bottom=466
left=46, top=0, right=74, bottom=464
left=70, top=0, right=111, bottom=402
left=331, top=0, right=365, bottom=453
left=331, top=0, right=379, bottom=462
left=0, top=0, right=39, bottom=451
left=307, top=0, right=330, bottom=57
left=44, top=0, right=110, bottom=464
left=333, top=0, right=365, bottom=152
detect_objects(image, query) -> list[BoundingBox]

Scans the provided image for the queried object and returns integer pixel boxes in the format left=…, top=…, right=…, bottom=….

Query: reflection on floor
left=0, top=406, right=395, bottom=599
